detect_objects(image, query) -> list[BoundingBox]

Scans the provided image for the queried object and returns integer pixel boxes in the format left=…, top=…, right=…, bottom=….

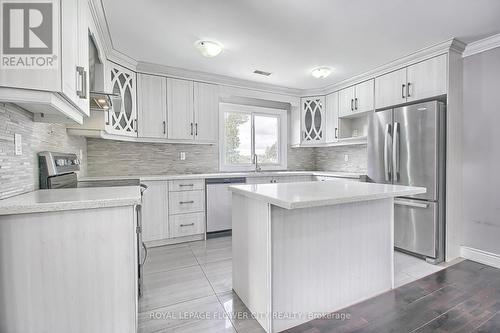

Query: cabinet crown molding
left=462, top=32, right=500, bottom=58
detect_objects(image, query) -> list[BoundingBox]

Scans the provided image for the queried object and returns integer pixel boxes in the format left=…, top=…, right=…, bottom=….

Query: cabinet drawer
left=170, top=213, right=205, bottom=238
left=168, top=179, right=205, bottom=191
left=169, top=190, right=205, bottom=214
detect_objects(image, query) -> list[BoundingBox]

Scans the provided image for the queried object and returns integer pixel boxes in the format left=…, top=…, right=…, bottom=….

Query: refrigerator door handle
left=384, top=123, right=392, bottom=182
left=394, top=199, right=429, bottom=209
left=393, top=122, right=400, bottom=182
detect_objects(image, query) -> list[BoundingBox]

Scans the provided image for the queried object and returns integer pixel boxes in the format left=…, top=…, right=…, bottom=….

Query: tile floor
left=138, top=236, right=454, bottom=333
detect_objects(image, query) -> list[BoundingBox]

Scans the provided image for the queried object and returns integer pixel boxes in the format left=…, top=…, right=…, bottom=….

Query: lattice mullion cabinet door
left=300, top=96, right=326, bottom=145
left=105, top=61, right=138, bottom=137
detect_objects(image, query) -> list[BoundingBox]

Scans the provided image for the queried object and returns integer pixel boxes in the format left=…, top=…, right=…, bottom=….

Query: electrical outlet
left=180, top=152, right=186, bottom=161
left=14, top=133, right=22, bottom=156
left=344, top=154, right=349, bottom=162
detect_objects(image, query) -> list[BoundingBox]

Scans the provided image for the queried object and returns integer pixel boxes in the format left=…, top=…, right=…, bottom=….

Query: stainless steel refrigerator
left=367, top=100, right=445, bottom=263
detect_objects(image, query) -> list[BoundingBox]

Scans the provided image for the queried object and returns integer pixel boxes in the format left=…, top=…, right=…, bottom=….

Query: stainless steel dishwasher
left=206, top=177, right=246, bottom=235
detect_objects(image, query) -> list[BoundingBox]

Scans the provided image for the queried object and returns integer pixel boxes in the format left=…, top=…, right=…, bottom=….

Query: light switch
left=14, top=133, right=22, bottom=156
left=344, top=154, right=349, bottom=162
left=180, top=152, right=186, bottom=160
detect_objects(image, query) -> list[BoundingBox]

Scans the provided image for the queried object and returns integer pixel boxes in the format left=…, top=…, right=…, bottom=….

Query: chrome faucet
left=254, top=154, right=262, bottom=172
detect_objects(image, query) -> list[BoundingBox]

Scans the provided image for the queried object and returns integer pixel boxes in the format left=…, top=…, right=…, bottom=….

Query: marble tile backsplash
left=86, top=138, right=316, bottom=176
left=314, top=145, right=368, bottom=173
left=0, top=103, right=87, bottom=199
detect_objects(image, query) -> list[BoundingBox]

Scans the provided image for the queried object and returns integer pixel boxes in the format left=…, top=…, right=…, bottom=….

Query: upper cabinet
left=106, top=62, right=137, bottom=137
left=166, top=78, right=218, bottom=143
left=339, top=79, right=374, bottom=117
left=406, top=54, right=447, bottom=103
left=137, top=74, right=167, bottom=139
left=301, top=96, right=325, bottom=144
left=325, top=92, right=339, bottom=143
left=0, top=0, right=90, bottom=122
left=167, top=78, right=194, bottom=141
left=193, top=82, right=219, bottom=143
left=374, top=68, right=407, bottom=110
left=375, top=54, right=447, bottom=110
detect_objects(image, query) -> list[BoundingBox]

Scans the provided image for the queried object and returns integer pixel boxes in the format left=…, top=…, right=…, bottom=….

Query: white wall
left=462, top=46, right=500, bottom=255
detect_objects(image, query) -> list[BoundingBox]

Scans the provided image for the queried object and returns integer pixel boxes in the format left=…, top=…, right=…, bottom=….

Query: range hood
left=89, top=37, right=119, bottom=110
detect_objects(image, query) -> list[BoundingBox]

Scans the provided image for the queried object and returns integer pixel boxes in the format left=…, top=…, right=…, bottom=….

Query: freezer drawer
left=394, top=199, right=438, bottom=258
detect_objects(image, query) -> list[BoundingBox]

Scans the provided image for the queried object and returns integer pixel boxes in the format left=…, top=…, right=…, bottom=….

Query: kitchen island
left=229, top=180, right=426, bottom=333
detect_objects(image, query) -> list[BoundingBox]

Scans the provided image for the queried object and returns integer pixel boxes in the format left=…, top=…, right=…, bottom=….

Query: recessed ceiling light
left=196, top=40, right=223, bottom=57
left=311, top=67, right=332, bottom=79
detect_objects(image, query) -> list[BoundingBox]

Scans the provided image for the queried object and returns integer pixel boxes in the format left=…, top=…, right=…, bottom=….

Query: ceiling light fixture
left=311, top=67, right=332, bottom=79
left=196, top=40, right=223, bottom=57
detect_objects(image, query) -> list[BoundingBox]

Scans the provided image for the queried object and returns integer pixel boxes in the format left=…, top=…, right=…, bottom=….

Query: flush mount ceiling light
left=196, top=40, right=223, bottom=57
left=311, top=67, right=332, bottom=79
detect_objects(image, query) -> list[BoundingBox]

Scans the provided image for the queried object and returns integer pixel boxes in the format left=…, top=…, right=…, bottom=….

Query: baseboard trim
left=460, top=246, right=500, bottom=269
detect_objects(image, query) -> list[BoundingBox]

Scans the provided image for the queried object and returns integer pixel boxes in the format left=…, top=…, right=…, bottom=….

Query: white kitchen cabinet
left=142, top=181, right=169, bottom=242
left=0, top=205, right=138, bottom=332
left=406, top=54, right=447, bottom=103
left=169, top=190, right=205, bottom=215
left=301, top=96, right=325, bottom=144
left=106, top=62, right=138, bottom=137
left=167, top=78, right=194, bottom=140
left=338, top=86, right=355, bottom=117
left=194, top=82, right=219, bottom=143
left=339, top=80, right=374, bottom=116
left=375, top=68, right=407, bottom=110
left=0, top=0, right=89, bottom=121
left=170, top=213, right=205, bottom=238
left=325, top=92, right=339, bottom=143
left=355, top=79, right=374, bottom=113
left=375, top=55, right=447, bottom=109
left=137, top=74, right=167, bottom=138
left=167, top=80, right=218, bottom=143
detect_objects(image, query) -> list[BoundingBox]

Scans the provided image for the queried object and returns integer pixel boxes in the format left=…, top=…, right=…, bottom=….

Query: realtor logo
left=1, top=0, right=57, bottom=69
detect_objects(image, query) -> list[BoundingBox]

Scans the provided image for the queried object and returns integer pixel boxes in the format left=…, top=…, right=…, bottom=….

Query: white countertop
left=79, top=171, right=364, bottom=182
left=229, top=179, right=426, bottom=209
left=0, top=186, right=141, bottom=216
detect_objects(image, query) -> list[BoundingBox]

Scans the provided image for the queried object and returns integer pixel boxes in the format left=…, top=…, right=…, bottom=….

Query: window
left=219, top=103, right=287, bottom=171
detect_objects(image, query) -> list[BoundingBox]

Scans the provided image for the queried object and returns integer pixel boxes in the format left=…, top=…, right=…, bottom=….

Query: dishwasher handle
left=205, top=177, right=246, bottom=185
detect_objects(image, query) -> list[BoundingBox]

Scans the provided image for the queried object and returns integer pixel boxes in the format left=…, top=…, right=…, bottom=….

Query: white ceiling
left=102, top=0, right=500, bottom=90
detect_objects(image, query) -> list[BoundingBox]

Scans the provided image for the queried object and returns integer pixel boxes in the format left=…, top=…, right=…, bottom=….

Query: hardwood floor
left=138, top=236, right=458, bottom=332
left=285, top=260, right=500, bottom=333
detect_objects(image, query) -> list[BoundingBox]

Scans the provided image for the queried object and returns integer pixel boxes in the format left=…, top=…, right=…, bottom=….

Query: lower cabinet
left=170, top=212, right=205, bottom=238
left=142, top=179, right=206, bottom=245
left=141, top=181, right=169, bottom=242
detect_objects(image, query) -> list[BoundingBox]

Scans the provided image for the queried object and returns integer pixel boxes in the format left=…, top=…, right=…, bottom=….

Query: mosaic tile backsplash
left=0, top=103, right=87, bottom=199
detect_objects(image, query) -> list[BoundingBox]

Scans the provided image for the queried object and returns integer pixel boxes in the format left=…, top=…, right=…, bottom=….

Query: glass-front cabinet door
left=301, top=96, right=325, bottom=144
left=106, top=62, right=137, bottom=137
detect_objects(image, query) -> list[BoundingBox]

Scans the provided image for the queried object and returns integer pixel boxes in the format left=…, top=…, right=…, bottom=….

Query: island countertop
left=0, top=186, right=141, bottom=216
left=229, top=179, right=426, bottom=209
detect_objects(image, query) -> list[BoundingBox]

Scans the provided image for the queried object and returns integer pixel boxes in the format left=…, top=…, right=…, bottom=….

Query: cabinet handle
left=134, top=119, right=137, bottom=132
left=407, top=82, right=411, bottom=97
left=163, top=121, right=166, bottom=134
left=179, top=201, right=195, bottom=204
left=354, top=98, right=358, bottom=110
left=106, top=110, right=110, bottom=125
left=335, top=127, right=338, bottom=139
left=350, top=99, right=354, bottom=111
left=180, top=223, right=195, bottom=227
left=402, top=84, right=406, bottom=99
left=76, top=66, right=86, bottom=98
left=179, top=184, right=194, bottom=187
left=195, top=123, right=198, bottom=136
left=190, top=122, right=193, bottom=136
